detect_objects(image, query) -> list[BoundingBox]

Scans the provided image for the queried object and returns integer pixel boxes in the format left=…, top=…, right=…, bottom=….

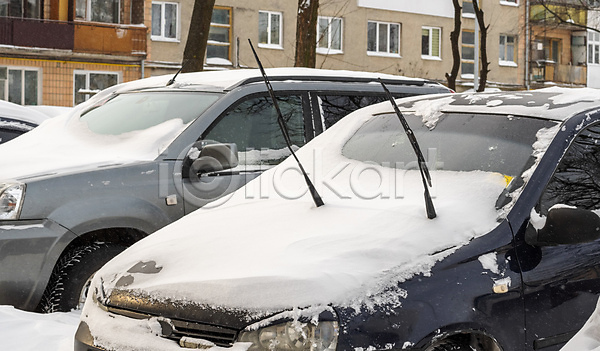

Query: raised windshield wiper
left=249, top=39, right=324, bottom=208
left=379, top=79, right=436, bottom=219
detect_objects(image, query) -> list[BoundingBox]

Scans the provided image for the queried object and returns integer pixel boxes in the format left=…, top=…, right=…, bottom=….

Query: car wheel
left=427, top=340, right=476, bottom=351
left=38, top=243, right=126, bottom=313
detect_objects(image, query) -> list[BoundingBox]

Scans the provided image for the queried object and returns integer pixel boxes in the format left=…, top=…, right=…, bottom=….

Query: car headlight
left=0, top=183, right=25, bottom=220
left=238, top=321, right=338, bottom=351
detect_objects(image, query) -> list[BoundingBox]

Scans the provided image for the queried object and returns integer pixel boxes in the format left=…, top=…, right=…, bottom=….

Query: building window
left=152, top=1, right=178, bottom=41
left=500, top=0, right=518, bottom=5
left=463, top=1, right=475, bottom=18
left=499, top=34, right=517, bottom=66
left=367, top=20, right=400, bottom=56
left=207, top=6, right=232, bottom=64
left=258, top=10, right=282, bottom=48
left=74, top=71, right=119, bottom=106
left=76, top=0, right=120, bottom=23
left=0, top=0, right=41, bottom=18
left=317, top=16, right=343, bottom=54
left=589, top=31, right=600, bottom=65
left=0, top=67, right=39, bottom=105
left=422, top=26, right=441, bottom=59
left=462, top=30, right=475, bottom=76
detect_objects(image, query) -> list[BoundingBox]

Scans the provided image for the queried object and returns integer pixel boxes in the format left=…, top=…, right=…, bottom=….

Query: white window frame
left=151, top=1, right=180, bottom=42
left=258, top=10, right=283, bottom=49
left=0, top=66, right=41, bottom=105
left=422, top=26, right=442, bottom=60
left=461, top=30, right=475, bottom=78
left=75, top=0, right=120, bottom=23
left=589, top=31, right=600, bottom=65
left=207, top=6, right=232, bottom=63
left=500, top=0, right=518, bottom=6
left=499, top=34, right=518, bottom=67
left=462, top=0, right=475, bottom=18
left=317, top=16, right=343, bottom=55
left=73, top=70, right=120, bottom=106
left=367, top=20, right=401, bottom=57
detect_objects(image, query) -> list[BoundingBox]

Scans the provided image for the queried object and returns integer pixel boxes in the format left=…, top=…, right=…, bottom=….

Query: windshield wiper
left=249, top=40, right=324, bottom=208
left=379, top=79, right=436, bottom=219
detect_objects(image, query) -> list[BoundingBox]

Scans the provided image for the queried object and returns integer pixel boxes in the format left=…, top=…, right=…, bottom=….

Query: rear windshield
left=80, top=91, right=221, bottom=135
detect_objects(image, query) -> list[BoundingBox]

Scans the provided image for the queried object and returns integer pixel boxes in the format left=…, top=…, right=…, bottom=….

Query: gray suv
left=0, top=68, right=450, bottom=312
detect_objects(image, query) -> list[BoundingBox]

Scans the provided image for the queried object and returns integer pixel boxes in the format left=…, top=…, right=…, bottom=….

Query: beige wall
left=474, top=1, right=524, bottom=88
left=146, top=0, right=527, bottom=89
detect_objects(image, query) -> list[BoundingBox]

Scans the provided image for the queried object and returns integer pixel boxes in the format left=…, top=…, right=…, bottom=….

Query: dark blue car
left=75, top=88, right=600, bottom=351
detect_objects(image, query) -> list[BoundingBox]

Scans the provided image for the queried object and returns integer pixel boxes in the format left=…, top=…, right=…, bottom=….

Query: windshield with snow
left=343, top=112, right=557, bottom=184
left=80, top=91, right=221, bottom=135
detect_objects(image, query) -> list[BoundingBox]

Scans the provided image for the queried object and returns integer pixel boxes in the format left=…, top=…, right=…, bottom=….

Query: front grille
left=167, top=319, right=238, bottom=347
left=106, top=305, right=238, bottom=347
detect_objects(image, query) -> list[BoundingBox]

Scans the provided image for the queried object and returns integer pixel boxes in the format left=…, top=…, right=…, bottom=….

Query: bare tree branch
left=445, top=0, right=462, bottom=91
left=473, top=0, right=490, bottom=92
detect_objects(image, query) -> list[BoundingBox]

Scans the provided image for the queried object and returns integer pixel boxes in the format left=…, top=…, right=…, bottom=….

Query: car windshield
left=80, top=91, right=221, bottom=135
left=343, top=112, right=557, bottom=183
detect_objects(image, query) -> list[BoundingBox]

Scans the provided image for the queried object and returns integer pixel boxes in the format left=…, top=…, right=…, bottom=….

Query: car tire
left=38, top=243, right=126, bottom=313
left=427, top=340, right=475, bottom=351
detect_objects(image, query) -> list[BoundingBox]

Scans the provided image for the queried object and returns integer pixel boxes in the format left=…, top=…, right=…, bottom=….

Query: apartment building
left=0, top=0, right=148, bottom=106
left=146, top=0, right=525, bottom=91
left=2, top=0, right=600, bottom=106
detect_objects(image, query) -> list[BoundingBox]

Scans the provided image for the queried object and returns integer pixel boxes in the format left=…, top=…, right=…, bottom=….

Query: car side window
left=203, top=94, right=304, bottom=165
left=540, top=124, right=600, bottom=214
left=317, top=94, right=387, bottom=129
left=0, top=127, right=26, bottom=144
left=316, top=93, right=413, bottom=129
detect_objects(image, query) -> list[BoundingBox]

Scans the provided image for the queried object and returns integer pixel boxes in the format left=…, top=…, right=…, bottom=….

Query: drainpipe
left=525, top=0, right=531, bottom=90
left=141, top=59, right=145, bottom=79
left=474, top=5, right=480, bottom=91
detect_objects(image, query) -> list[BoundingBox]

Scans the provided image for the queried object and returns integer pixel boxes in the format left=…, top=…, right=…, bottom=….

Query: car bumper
left=74, top=321, right=106, bottom=351
left=0, top=219, right=75, bottom=310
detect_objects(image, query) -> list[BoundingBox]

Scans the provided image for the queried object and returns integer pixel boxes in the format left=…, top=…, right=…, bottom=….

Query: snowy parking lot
left=0, top=306, right=79, bottom=350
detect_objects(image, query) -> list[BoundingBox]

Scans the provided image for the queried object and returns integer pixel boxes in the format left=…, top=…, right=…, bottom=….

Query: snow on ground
left=0, top=306, right=80, bottom=350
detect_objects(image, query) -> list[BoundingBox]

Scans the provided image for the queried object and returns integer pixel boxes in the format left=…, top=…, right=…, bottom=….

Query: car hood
left=0, top=110, right=186, bottom=181
left=94, top=101, right=511, bottom=313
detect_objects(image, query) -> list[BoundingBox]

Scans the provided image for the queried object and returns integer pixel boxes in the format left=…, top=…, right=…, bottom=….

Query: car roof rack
left=227, top=75, right=428, bottom=90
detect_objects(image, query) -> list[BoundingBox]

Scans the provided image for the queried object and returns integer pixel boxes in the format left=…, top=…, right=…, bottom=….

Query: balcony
left=0, top=17, right=73, bottom=49
left=0, top=17, right=146, bottom=57
left=74, top=22, right=146, bottom=56
left=532, top=60, right=587, bottom=85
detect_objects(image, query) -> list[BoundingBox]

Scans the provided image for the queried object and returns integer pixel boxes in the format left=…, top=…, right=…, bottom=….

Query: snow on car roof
left=394, top=87, right=600, bottom=123
left=0, top=99, right=49, bottom=125
left=88, top=67, right=429, bottom=100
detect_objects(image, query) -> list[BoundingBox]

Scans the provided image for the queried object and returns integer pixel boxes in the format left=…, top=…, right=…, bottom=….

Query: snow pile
left=0, top=99, right=49, bottom=125
left=0, top=112, right=187, bottom=180
left=0, top=306, right=80, bottom=351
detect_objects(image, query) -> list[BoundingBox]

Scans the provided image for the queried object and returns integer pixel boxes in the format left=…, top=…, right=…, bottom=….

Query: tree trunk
left=182, top=0, right=216, bottom=73
left=473, top=0, right=490, bottom=92
left=294, top=0, right=319, bottom=67
left=445, top=0, right=461, bottom=91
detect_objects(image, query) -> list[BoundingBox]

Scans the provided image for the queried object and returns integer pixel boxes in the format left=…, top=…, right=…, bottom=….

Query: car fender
left=48, top=196, right=175, bottom=236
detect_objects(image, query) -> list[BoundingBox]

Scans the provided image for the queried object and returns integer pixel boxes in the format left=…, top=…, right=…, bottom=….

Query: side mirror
left=526, top=207, right=600, bottom=246
left=190, top=143, right=239, bottom=176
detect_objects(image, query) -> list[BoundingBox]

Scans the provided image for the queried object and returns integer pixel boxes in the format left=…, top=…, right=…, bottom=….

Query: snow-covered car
left=0, top=68, right=450, bottom=314
left=0, top=100, right=49, bottom=144
left=75, top=87, right=600, bottom=351
left=26, top=105, right=73, bottom=118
